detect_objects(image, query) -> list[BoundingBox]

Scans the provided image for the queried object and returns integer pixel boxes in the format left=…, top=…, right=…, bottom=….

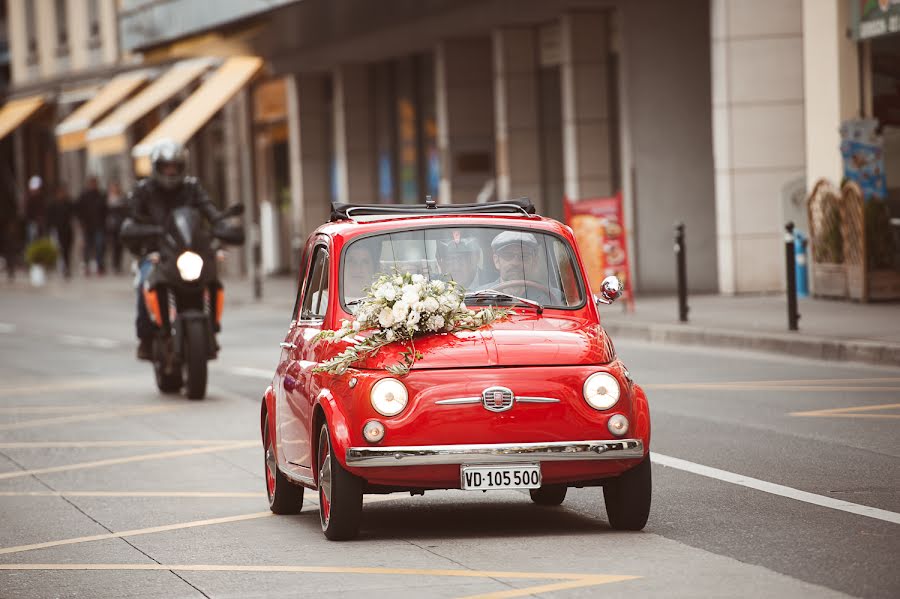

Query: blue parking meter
left=794, top=231, right=808, bottom=298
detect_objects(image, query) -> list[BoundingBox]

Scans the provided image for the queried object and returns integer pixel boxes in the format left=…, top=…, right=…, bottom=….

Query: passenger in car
left=480, top=231, right=563, bottom=304
left=436, top=234, right=484, bottom=291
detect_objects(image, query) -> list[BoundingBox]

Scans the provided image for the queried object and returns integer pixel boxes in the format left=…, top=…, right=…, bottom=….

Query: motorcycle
left=130, top=203, right=245, bottom=399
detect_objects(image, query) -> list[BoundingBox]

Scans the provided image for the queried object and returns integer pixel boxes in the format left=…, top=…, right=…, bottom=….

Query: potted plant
left=24, top=237, right=58, bottom=287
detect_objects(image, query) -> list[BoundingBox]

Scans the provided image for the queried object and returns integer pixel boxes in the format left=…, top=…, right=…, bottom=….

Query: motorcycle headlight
left=370, top=378, right=408, bottom=417
left=176, top=251, right=203, bottom=281
left=583, top=372, right=620, bottom=410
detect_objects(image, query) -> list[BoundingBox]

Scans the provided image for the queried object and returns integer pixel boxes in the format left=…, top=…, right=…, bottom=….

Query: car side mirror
left=223, top=203, right=245, bottom=218
left=594, top=275, right=622, bottom=306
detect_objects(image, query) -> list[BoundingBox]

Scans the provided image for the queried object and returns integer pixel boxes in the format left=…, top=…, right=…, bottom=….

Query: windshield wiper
left=465, top=289, right=543, bottom=314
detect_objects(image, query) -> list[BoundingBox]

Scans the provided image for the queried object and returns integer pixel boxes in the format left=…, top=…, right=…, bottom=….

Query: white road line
left=60, top=335, right=122, bottom=349
left=652, top=453, right=900, bottom=525
left=0, top=323, right=15, bottom=334
left=229, top=366, right=273, bottom=379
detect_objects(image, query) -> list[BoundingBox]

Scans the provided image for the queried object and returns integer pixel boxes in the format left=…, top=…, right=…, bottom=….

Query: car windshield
left=341, top=226, right=585, bottom=309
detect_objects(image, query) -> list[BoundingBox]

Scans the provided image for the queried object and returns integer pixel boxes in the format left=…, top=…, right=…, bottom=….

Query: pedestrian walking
left=105, top=180, right=127, bottom=274
left=47, top=183, right=75, bottom=278
left=76, top=176, right=107, bottom=275
left=24, top=175, right=46, bottom=244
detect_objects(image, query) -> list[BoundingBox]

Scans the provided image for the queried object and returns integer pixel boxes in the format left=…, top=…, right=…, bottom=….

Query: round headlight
left=583, top=372, right=620, bottom=410
left=176, top=251, right=203, bottom=281
left=370, top=378, right=408, bottom=417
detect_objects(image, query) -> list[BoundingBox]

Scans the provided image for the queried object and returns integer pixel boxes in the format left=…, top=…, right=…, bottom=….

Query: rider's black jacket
left=120, top=177, right=223, bottom=254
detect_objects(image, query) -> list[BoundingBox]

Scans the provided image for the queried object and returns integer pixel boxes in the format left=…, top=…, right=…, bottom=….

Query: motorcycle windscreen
left=171, top=207, right=210, bottom=251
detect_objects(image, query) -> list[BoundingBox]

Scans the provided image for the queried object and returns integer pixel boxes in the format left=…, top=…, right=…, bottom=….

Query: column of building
left=286, top=73, right=332, bottom=270
left=332, top=63, right=376, bottom=204
left=435, top=38, right=494, bottom=204
left=492, top=27, right=543, bottom=213
left=560, top=11, right=614, bottom=202
left=711, top=0, right=806, bottom=293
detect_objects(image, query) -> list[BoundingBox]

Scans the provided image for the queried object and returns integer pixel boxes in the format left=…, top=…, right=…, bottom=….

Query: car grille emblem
left=482, top=386, right=514, bottom=413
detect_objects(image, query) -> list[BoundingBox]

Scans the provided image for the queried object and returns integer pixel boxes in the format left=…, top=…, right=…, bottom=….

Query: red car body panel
left=265, top=213, right=650, bottom=492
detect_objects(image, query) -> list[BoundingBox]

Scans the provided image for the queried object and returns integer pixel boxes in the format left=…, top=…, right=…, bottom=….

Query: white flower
left=401, top=285, right=419, bottom=305
left=378, top=307, right=395, bottom=328
left=385, top=329, right=396, bottom=341
left=392, top=300, right=410, bottom=321
left=407, top=310, right=421, bottom=325
left=431, top=280, right=445, bottom=293
left=412, top=274, right=425, bottom=284
left=352, top=320, right=361, bottom=331
left=422, top=297, right=439, bottom=313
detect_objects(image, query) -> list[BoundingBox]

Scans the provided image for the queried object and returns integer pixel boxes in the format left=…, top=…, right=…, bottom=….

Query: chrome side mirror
left=594, top=275, right=622, bottom=306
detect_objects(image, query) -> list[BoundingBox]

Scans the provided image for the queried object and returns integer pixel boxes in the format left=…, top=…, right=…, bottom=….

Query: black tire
left=153, top=339, right=182, bottom=393
left=263, top=414, right=304, bottom=515
left=183, top=320, right=208, bottom=400
left=317, top=423, right=363, bottom=541
left=529, top=484, right=567, bottom=506
left=603, top=454, right=652, bottom=530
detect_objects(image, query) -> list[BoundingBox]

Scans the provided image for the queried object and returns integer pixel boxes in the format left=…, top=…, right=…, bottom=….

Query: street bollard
left=784, top=222, right=800, bottom=331
left=794, top=230, right=808, bottom=298
left=675, top=222, right=689, bottom=322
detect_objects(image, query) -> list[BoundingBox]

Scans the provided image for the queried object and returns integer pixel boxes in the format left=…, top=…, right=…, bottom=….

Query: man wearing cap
left=480, top=230, right=562, bottom=303
left=436, top=234, right=483, bottom=290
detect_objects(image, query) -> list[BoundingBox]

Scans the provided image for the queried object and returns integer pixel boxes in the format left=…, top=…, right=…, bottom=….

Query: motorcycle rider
left=121, top=139, right=225, bottom=360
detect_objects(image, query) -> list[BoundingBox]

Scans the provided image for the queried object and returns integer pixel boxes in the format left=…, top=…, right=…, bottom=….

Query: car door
left=282, top=238, right=330, bottom=476
left=274, top=240, right=311, bottom=473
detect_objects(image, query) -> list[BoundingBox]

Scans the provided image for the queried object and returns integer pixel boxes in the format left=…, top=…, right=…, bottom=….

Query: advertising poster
left=840, top=118, right=887, bottom=201
left=564, top=193, right=633, bottom=310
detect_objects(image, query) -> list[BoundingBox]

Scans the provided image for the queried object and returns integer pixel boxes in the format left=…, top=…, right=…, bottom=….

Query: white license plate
left=460, top=464, right=541, bottom=490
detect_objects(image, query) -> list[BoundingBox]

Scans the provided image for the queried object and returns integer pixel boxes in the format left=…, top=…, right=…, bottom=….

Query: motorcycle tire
left=183, top=320, right=208, bottom=400
left=153, top=339, right=182, bottom=393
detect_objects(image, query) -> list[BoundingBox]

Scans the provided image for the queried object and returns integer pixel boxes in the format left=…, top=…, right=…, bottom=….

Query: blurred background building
left=1, top=0, right=897, bottom=295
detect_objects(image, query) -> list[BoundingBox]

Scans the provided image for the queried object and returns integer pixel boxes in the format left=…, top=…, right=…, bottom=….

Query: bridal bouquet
left=313, top=272, right=512, bottom=376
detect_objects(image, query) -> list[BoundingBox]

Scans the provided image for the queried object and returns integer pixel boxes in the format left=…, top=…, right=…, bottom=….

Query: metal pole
left=675, top=222, right=688, bottom=322
left=785, top=221, right=799, bottom=331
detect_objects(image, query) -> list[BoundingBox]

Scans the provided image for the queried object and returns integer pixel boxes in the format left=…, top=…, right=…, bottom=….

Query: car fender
left=262, top=385, right=276, bottom=447
left=314, top=387, right=353, bottom=469
left=631, top=383, right=651, bottom=454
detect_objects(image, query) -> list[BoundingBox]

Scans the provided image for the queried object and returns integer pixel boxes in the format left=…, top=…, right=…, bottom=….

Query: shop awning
left=86, top=58, right=214, bottom=157
left=0, top=95, right=46, bottom=141
left=132, top=56, right=264, bottom=176
left=55, top=71, right=150, bottom=151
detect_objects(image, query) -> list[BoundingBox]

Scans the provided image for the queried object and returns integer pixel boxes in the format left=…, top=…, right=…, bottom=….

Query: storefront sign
left=854, top=0, right=900, bottom=40
left=564, top=193, right=633, bottom=307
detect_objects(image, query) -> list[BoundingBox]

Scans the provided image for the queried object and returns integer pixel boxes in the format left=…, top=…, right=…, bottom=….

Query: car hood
left=355, top=313, right=613, bottom=370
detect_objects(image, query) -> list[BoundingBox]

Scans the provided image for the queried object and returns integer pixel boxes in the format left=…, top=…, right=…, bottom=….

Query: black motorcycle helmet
left=150, top=139, right=188, bottom=190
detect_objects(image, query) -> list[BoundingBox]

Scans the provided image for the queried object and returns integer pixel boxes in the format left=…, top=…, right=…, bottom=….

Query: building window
left=87, top=0, right=101, bottom=49
left=24, top=0, right=38, bottom=65
left=55, top=0, right=69, bottom=56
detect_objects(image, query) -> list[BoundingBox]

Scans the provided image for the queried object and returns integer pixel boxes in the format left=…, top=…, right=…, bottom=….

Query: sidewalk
left=3, top=272, right=899, bottom=368
left=601, top=293, right=900, bottom=368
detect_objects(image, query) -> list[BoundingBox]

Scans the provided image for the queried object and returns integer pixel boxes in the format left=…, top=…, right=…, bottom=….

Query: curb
left=603, top=320, right=900, bottom=369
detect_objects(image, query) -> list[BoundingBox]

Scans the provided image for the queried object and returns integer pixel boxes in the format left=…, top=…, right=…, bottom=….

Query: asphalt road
left=0, top=278, right=898, bottom=598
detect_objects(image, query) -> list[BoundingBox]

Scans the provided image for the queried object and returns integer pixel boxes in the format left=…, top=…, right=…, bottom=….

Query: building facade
left=2, top=0, right=895, bottom=294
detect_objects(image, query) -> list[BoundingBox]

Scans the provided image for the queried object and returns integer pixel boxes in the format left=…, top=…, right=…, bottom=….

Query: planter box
left=811, top=262, right=847, bottom=298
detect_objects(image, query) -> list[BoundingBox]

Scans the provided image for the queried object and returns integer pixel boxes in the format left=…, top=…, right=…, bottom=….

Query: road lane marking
left=0, top=511, right=274, bottom=555
left=60, top=335, right=122, bottom=349
left=0, top=564, right=638, bottom=597
left=228, top=366, right=273, bottom=379
left=0, top=322, right=16, bottom=333
left=0, top=441, right=256, bottom=480
left=0, top=377, right=135, bottom=397
left=645, top=383, right=900, bottom=392
left=0, top=405, right=179, bottom=431
left=652, top=453, right=900, bottom=525
left=0, top=491, right=265, bottom=498
left=0, top=439, right=256, bottom=449
left=0, top=405, right=104, bottom=414
left=649, top=377, right=900, bottom=387
left=791, top=402, right=900, bottom=419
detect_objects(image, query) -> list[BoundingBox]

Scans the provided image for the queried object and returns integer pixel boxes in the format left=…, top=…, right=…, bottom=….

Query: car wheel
left=263, top=418, right=304, bottom=515
left=317, top=422, right=363, bottom=541
left=603, top=454, right=651, bottom=530
left=529, top=484, right=567, bottom=506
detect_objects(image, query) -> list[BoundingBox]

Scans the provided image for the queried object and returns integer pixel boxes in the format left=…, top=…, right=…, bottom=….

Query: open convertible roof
left=330, top=197, right=537, bottom=222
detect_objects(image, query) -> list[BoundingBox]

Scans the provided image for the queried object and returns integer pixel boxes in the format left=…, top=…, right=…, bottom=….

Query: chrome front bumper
left=345, top=439, right=644, bottom=467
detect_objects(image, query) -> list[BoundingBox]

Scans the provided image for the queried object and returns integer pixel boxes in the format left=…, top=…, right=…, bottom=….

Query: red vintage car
left=261, top=199, right=651, bottom=540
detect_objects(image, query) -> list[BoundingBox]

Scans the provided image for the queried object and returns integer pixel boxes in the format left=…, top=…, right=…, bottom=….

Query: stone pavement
left=3, top=271, right=899, bottom=367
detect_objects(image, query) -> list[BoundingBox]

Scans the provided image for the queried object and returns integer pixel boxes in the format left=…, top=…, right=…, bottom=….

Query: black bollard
left=675, top=222, right=689, bottom=322
left=784, top=222, right=800, bottom=331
